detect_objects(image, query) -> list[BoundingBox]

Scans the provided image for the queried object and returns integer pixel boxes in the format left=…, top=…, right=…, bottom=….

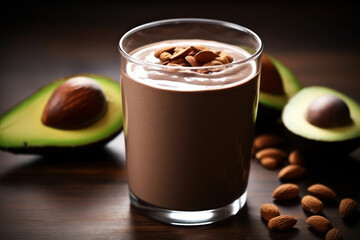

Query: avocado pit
left=42, top=76, right=108, bottom=130
left=306, top=94, right=352, bottom=128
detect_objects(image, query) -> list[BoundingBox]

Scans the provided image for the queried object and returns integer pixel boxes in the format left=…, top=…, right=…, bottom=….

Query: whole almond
left=154, top=46, right=175, bottom=58
left=272, top=183, right=299, bottom=200
left=301, top=195, right=324, bottom=213
left=253, top=134, right=283, bottom=151
left=260, top=157, right=279, bottom=169
left=185, top=56, right=200, bottom=67
left=339, top=198, right=358, bottom=218
left=190, top=45, right=207, bottom=53
left=255, top=148, right=287, bottom=160
left=278, top=165, right=306, bottom=180
left=260, top=203, right=280, bottom=221
left=307, top=184, right=337, bottom=200
left=306, top=215, right=332, bottom=232
left=216, top=52, right=234, bottom=64
left=268, top=215, right=297, bottom=231
left=325, top=228, right=343, bottom=240
left=194, top=50, right=218, bottom=63
left=159, top=52, right=172, bottom=62
left=288, top=149, right=304, bottom=165
left=170, top=46, right=192, bottom=60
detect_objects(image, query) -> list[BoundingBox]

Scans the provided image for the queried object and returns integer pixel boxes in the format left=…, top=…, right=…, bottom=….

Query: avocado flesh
left=0, top=74, right=123, bottom=153
left=282, top=86, right=360, bottom=142
left=259, top=55, right=301, bottom=110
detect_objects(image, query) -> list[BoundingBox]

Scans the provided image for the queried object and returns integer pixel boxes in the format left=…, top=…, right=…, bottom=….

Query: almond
left=306, top=215, right=332, bottom=232
left=268, top=215, right=297, bottom=231
left=325, top=228, right=343, bottom=240
left=288, top=149, right=304, bottom=165
left=216, top=52, right=234, bottom=64
left=278, top=165, right=306, bottom=180
left=307, top=184, right=337, bottom=200
left=190, top=45, right=208, bottom=53
left=154, top=46, right=175, bottom=58
left=159, top=52, right=172, bottom=62
left=170, top=46, right=192, bottom=60
left=255, top=148, right=287, bottom=161
left=185, top=56, right=200, bottom=67
left=253, top=134, right=283, bottom=151
left=194, top=50, right=218, bottom=63
left=260, top=157, right=279, bottom=169
left=260, top=203, right=280, bottom=221
left=272, top=183, right=299, bottom=200
left=301, top=195, right=324, bottom=213
left=339, top=198, right=358, bottom=218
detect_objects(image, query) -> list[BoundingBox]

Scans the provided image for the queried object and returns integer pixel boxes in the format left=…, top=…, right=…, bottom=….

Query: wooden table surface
left=1, top=2, right=360, bottom=240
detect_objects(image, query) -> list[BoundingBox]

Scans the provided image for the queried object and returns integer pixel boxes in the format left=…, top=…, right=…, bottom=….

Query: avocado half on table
left=282, top=86, right=360, bottom=155
left=0, top=74, right=123, bottom=154
left=256, top=54, right=302, bottom=133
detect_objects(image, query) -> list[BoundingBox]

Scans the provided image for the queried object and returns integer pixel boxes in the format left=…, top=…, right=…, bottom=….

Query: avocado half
left=256, top=54, right=301, bottom=134
left=0, top=74, right=123, bottom=154
left=282, top=86, right=360, bottom=155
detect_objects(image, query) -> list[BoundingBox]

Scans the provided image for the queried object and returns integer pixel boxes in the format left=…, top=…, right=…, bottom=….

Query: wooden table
left=1, top=2, right=359, bottom=239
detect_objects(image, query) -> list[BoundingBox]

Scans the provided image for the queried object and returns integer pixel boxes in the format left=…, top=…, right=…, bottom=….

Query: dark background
left=1, top=1, right=360, bottom=115
left=0, top=2, right=360, bottom=240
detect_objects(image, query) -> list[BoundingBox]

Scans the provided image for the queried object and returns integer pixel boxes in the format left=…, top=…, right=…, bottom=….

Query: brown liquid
left=121, top=40, right=259, bottom=211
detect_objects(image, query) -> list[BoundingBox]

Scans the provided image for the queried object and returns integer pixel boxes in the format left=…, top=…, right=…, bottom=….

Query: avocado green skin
left=256, top=55, right=301, bottom=134
left=0, top=74, right=123, bottom=154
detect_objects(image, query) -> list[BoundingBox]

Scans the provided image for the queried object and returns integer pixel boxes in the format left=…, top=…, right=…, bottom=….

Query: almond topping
left=170, top=46, right=192, bottom=60
left=194, top=50, right=219, bottom=63
left=154, top=46, right=175, bottom=58
left=154, top=45, right=233, bottom=73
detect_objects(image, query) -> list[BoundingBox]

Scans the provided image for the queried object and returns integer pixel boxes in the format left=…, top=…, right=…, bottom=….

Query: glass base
left=130, top=190, right=247, bottom=226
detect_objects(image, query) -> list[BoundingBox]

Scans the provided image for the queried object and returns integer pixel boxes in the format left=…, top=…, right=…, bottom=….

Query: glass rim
left=118, top=18, right=263, bottom=70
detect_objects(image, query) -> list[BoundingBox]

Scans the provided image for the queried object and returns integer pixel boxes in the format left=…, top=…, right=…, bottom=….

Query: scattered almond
left=307, top=184, right=337, bottom=200
left=339, top=198, right=358, bottom=218
left=301, top=195, right=324, bottom=214
left=260, top=203, right=280, bottom=221
left=260, top=157, right=279, bottom=169
left=325, top=228, right=343, bottom=240
left=306, top=215, right=332, bottom=232
left=272, top=183, right=299, bottom=200
left=288, top=149, right=304, bottom=165
left=253, top=134, right=283, bottom=151
left=278, top=165, right=306, bottom=180
left=255, top=148, right=287, bottom=161
left=267, top=215, right=297, bottom=231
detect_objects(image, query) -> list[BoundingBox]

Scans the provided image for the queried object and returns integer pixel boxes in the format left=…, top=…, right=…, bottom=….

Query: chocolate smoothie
left=121, top=39, right=259, bottom=211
